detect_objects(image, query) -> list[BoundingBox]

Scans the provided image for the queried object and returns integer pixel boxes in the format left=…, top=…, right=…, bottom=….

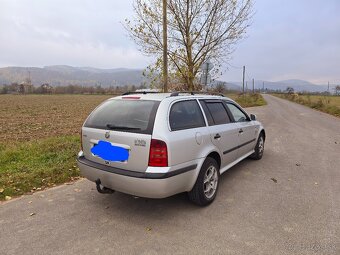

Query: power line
left=227, top=63, right=244, bottom=70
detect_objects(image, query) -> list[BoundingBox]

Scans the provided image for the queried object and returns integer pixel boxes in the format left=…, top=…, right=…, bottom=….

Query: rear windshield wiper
left=106, top=124, right=141, bottom=131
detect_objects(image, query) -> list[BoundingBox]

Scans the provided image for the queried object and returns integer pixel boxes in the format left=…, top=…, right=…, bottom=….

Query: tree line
left=284, top=86, right=340, bottom=96
left=0, top=83, right=146, bottom=95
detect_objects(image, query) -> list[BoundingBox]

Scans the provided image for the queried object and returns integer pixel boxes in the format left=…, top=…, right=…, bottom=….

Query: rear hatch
left=82, top=98, right=160, bottom=172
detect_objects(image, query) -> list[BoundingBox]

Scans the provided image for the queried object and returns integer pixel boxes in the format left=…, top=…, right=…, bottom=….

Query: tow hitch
left=95, top=179, right=115, bottom=194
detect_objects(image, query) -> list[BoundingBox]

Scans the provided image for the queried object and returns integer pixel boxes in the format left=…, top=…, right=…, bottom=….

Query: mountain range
left=0, top=65, right=334, bottom=92
left=229, top=79, right=335, bottom=93
left=0, top=65, right=146, bottom=87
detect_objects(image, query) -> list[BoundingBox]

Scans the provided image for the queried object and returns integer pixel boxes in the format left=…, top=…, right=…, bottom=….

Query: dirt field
left=0, top=95, right=112, bottom=144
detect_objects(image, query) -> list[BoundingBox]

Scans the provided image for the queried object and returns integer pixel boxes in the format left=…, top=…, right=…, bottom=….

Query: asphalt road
left=1, top=94, right=339, bottom=255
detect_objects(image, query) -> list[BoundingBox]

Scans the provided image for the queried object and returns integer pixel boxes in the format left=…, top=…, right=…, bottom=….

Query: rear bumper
left=77, top=155, right=199, bottom=198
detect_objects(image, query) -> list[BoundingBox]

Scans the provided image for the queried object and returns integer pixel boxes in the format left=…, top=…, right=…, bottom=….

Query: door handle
left=239, top=129, right=244, bottom=134
left=214, top=133, right=221, bottom=139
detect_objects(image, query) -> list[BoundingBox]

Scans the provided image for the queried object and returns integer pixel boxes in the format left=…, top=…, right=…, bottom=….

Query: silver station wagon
left=77, top=92, right=265, bottom=206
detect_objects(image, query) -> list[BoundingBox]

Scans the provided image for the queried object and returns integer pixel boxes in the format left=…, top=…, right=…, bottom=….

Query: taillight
left=148, top=139, right=168, bottom=167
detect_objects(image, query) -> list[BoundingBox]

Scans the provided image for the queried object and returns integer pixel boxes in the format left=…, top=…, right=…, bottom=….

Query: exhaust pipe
left=95, top=179, right=115, bottom=194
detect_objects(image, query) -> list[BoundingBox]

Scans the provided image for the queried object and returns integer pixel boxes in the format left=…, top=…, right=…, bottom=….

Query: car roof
left=111, top=93, right=236, bottom=103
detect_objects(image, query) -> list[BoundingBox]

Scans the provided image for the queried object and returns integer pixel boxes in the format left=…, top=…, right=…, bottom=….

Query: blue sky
left=0, top=0, right=339, bottom=84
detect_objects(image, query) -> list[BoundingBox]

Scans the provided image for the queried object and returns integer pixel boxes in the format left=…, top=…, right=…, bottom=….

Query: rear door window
left=84, top=99, right=159, bottom=134
left=204, top=101, right=231, bottom=125
left=169, top=100, right=205, bottom=131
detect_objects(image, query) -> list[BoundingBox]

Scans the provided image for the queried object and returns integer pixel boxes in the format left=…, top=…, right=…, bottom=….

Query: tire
left=250, top=133, right=265, bottom=160
left=188, top=157, right=219, bottom=206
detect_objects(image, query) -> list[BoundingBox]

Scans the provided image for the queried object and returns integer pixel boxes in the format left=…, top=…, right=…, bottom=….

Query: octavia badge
left=105, top=131, right=110, bottom=139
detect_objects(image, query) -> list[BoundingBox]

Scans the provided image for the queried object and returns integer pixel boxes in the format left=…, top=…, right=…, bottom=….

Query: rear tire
left=188, top=157, right=219, bottom=206
left=250, top=133, right=265, bottom=160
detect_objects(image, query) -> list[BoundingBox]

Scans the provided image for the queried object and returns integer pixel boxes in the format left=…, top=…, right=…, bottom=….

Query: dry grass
left=274, top=94, right=340, bottom=118
left=225, top=93, right=267, bottom=107
left=304, top=95, right=340, bottom=107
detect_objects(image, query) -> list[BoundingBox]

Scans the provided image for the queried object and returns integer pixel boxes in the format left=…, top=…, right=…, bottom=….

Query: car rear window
left=84, top=99, right=160, bottom=134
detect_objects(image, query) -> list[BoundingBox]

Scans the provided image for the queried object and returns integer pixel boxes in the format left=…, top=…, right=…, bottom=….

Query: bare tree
left=335, top=85, right=340, bottom=96
left=125, top=0, right=253, bottom=91
left=214, top=81, right=226, bottom=93
left=286, top=86, right=294, bottom=94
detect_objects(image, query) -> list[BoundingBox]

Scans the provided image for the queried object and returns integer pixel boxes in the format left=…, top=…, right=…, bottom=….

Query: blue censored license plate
left=91, top=140, right=129, bottom=162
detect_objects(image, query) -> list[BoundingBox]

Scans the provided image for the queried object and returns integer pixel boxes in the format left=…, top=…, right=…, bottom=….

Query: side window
left=205, top=102, right=231, bottom=125
left=226, top=103, right=248, bottom=122
left=169, top=100, right=205, bottom=131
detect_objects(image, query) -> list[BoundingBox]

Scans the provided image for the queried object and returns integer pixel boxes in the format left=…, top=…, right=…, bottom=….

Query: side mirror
left=250, top=114, right=256, bottom=121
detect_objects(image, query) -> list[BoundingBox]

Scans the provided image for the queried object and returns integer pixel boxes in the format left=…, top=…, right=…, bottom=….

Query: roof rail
left=122, top=91, right=225, bottom=97
left=169, top=91, right=224, bottom=97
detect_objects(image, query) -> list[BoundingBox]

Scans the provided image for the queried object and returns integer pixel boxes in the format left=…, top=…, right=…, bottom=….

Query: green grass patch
left=274, top=94, right=340, bottom=118
left=0, top=135, right=80, bottom=200
left=230, top=93, right=267, bottom=108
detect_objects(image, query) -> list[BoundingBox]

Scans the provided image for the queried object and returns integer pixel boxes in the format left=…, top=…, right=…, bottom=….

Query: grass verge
left=0, top=135, right=80, bottom=200
left=273, top=94, right=340, bottom=118
left=230, top=93, right=267, bottom=108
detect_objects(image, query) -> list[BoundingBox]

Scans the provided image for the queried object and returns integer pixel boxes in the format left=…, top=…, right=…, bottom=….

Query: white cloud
left=0, top=0, right=339, bottom=84
left=0, top=0, right=144, bottom=68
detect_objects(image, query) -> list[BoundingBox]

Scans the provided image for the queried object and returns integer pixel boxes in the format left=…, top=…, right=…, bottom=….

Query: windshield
left=84, top=99, right=160, bottom=134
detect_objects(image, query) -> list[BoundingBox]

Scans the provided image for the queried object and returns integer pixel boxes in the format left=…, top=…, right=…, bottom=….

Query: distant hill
left=0, top=65, right=334, bottom=92
left=0, top=65, right=146, bottom=87
left=273, top=79, right=331, bottom=92
left=231, top=79, right=334, bottom=93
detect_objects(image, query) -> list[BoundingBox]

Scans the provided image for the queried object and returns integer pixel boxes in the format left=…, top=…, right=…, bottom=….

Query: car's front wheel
left=188, top=157, right=219, bottom=206
left=250, top=133, right=265, bottom=160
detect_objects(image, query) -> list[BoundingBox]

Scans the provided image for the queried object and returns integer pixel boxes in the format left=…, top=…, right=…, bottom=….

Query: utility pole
left=242, top=66, right=245, bottom=94
left=252, top=78, right=255, bottom=93
left=263, top=81, right=265, bottom=92
left=328, top=81, right=330, bottom=94
left=26, top=68, right=31, bottom=85
left=162, top=0, right=168, bottom=92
